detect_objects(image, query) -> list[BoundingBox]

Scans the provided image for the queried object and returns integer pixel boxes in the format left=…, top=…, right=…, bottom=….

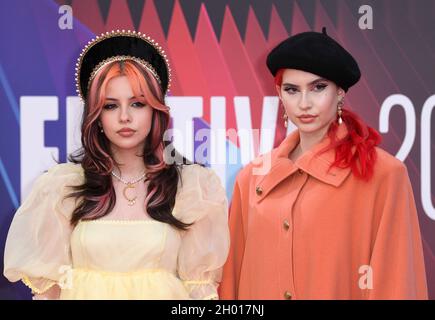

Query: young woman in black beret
left=4, top=31, right=229, bottom=300
left=220, top=28, right=427, bottom=300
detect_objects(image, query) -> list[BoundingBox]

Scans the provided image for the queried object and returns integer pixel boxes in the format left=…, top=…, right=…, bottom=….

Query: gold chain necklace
left=111, top=170, right=146, bottom=206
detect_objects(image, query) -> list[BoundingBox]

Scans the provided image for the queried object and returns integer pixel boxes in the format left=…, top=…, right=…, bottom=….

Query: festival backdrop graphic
left=0, top=0, right=434, bottom=299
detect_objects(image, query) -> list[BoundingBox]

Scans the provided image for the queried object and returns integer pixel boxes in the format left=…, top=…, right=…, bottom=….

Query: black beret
left=76, top=30, right=171, bottom=100
left=266, top=28, right=360, bottom=92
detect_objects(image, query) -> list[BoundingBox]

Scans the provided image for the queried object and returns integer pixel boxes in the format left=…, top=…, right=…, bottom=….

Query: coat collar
left=253, top=125, right=351, bottom=202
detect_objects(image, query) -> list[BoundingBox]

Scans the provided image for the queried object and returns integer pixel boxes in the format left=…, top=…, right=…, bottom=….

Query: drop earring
left=337, top=99, right=344, bottom=125
left=283, top=113, right=288, bottom=128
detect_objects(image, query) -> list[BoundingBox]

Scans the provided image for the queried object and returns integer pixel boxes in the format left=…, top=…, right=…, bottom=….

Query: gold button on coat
left=256, top=186, right=263, bottom=195
left=283, top=220, right=290, bottom=230
left=284, top=291, right=292, bottom=299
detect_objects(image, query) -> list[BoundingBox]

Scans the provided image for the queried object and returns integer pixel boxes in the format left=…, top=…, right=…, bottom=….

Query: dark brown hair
left=67, top=60, right=193, bottom=229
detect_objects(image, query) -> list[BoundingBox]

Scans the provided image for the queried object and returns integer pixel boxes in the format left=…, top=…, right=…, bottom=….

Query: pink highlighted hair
left=67, top=60, right=192, bottom=229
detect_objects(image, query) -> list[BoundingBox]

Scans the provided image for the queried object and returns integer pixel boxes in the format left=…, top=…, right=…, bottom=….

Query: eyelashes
left=313, top=83, right=328, bottom=91
left=131, top=102, right=145, bottom=108
left=283, top=83, right=328, bottom=94
left=283, top=87, right=298, bottom=94
left=103, top=102, right=146, bottom=110
left=103, top=104, right=116, bottom=110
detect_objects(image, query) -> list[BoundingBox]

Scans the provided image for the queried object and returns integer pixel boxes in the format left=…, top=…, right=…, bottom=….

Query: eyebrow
left=282, top=78, right=328, bottom=87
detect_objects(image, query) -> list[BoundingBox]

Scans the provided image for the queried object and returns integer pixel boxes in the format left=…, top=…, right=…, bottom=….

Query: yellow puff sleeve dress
left=3, top=163, right=230, bottom=300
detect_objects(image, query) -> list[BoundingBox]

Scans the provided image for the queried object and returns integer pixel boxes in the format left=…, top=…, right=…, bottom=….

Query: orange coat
left=219, top=125, right=428, bottom=300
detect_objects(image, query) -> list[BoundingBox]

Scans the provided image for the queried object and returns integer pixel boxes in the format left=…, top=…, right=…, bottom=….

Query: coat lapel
left=253, top=125, right=352, bottom=203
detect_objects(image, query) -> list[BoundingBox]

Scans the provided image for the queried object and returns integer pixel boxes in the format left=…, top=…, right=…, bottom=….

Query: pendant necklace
left=111, top=170, right=146, bottom=206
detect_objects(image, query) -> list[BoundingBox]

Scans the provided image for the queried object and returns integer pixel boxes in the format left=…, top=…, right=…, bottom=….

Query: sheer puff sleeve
left=174, top=164, right=230, bottom=300
left=3, top=163, right=84, bottom=294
